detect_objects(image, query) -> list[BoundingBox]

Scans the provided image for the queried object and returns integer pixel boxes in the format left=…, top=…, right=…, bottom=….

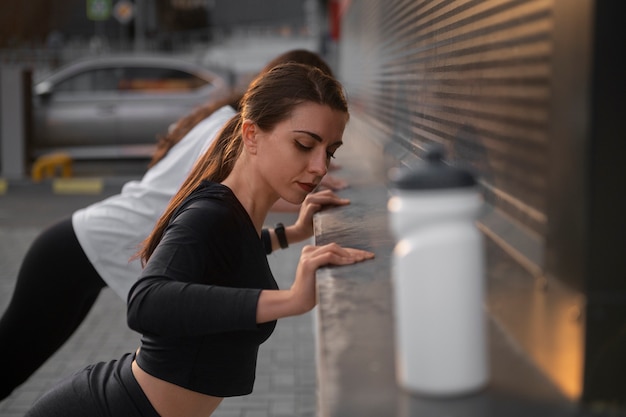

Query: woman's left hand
left=287, top=189, right=350, bottom=244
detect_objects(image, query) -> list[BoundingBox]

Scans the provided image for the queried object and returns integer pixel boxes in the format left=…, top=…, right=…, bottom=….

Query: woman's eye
left=327, top=146, right=340, bottom=160
left=295, top=140, right=337, bottom=159
left=295, top=141, right=313, bottom=151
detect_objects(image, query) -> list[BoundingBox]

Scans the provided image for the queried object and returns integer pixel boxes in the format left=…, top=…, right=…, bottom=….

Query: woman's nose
left=309, top=149, right=328, bottom=176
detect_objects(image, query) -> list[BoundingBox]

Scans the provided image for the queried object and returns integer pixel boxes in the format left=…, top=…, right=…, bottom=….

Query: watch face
left=275, top=223, right=288, bottom=249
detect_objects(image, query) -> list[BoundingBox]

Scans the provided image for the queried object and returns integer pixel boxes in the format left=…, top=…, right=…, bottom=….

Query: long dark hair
left=138, top=62, right=348, bottom=264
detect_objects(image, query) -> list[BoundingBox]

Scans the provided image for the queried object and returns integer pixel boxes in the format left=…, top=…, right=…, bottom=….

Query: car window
left=118, top=66, right=209, bottom=92
left=54, top=67, right=121, bottom=92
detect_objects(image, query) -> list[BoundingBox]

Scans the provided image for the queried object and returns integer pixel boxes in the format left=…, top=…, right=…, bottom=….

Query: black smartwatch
left=274, top=223, right=289, bottom=249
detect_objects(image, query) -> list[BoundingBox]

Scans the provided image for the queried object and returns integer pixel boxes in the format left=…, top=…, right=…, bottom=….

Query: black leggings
left=24, top=353, right=159, bottom=417
left=0, top=217, right=106, bottom=400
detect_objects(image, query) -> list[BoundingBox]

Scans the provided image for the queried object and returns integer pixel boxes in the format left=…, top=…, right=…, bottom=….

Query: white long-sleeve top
left=72, top=105, right=236, bottom=299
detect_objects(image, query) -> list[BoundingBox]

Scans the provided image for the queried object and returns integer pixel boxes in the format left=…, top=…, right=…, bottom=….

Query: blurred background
left=1, top=1, right=624, bottom=412
left=0, top=0, right=339, bottom=175
left=0, top=0, right=332, bottom=80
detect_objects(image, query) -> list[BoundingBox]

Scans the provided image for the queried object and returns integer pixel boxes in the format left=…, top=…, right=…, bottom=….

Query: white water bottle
left=388, top=144, right=488, bottom=396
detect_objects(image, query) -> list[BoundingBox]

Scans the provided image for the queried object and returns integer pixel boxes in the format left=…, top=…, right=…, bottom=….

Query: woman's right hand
left=256, top=243, right=374, bottom=323
left=291, top=243, right=375, bottom=313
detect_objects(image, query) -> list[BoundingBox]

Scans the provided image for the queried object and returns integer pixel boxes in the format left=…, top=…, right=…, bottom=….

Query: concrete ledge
left=313, top=182, right=594, bottom=417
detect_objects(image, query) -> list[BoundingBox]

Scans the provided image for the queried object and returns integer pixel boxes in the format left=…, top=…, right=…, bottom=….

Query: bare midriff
left=132, top=360, right=223, bottom=417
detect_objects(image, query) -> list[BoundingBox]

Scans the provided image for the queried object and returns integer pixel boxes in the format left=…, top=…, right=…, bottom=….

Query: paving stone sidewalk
left=0, top=202, right=318, bottom=417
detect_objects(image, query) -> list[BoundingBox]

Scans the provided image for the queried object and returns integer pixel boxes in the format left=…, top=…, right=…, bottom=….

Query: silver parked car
left=32, top=55, right=231, bottom=158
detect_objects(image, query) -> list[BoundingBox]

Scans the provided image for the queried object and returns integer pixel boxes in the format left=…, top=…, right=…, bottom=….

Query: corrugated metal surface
left=339, top=0, right=554, bottom=274
left=336, top=0, right=626, bottom=404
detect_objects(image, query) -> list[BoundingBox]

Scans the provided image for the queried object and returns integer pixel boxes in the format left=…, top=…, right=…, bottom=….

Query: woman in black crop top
left=25, top=63, right=374, bottom=417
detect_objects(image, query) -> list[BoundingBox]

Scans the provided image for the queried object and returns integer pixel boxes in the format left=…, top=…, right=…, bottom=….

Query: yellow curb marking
left=53, top=178, right=103, bottom=194
left=0, top=178, right=7, bottom=195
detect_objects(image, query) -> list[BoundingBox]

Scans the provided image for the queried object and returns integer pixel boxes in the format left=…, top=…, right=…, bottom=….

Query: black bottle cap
left=389, top=143, right=476, bottom=190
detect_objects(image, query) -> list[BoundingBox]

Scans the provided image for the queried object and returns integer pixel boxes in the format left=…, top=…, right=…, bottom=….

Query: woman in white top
left=0, top=49, right=348, bottom=400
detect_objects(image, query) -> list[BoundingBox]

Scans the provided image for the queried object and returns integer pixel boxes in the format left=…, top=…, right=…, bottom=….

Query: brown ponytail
left=137, top=114, right=243, bottom=263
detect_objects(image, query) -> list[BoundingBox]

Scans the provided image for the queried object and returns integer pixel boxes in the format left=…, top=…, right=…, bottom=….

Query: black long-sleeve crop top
left=127, top=181, right=278, bottom=397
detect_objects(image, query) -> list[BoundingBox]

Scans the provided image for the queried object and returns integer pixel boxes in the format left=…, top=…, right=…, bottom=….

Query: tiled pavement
left=0, top=183, right=318, bottom=417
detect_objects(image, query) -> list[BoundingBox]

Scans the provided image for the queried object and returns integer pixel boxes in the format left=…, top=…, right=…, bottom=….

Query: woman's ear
left=241, top=119, right=258, bottom=155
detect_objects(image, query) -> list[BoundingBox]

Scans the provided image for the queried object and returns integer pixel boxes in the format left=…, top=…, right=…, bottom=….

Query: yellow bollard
left=31, top=153, right=73, bottom=182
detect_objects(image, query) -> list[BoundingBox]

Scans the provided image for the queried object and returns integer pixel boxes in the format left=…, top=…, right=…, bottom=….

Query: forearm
left=265, top=224, right=310, bottom=253
left=256, top=289, right=309, bottom=323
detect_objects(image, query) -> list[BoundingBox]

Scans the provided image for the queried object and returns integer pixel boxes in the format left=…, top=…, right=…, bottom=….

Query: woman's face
left=255, top=102, right=348, bottom=204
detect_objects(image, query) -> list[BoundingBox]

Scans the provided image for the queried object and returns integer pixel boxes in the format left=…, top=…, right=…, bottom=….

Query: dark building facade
left=0, top=0, right=314, bottom=49
left=336, top=0, right=625, bottom=406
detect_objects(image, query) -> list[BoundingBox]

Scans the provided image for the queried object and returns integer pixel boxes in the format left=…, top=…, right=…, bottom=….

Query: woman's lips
left=298, top=182, right=317, bottom=193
